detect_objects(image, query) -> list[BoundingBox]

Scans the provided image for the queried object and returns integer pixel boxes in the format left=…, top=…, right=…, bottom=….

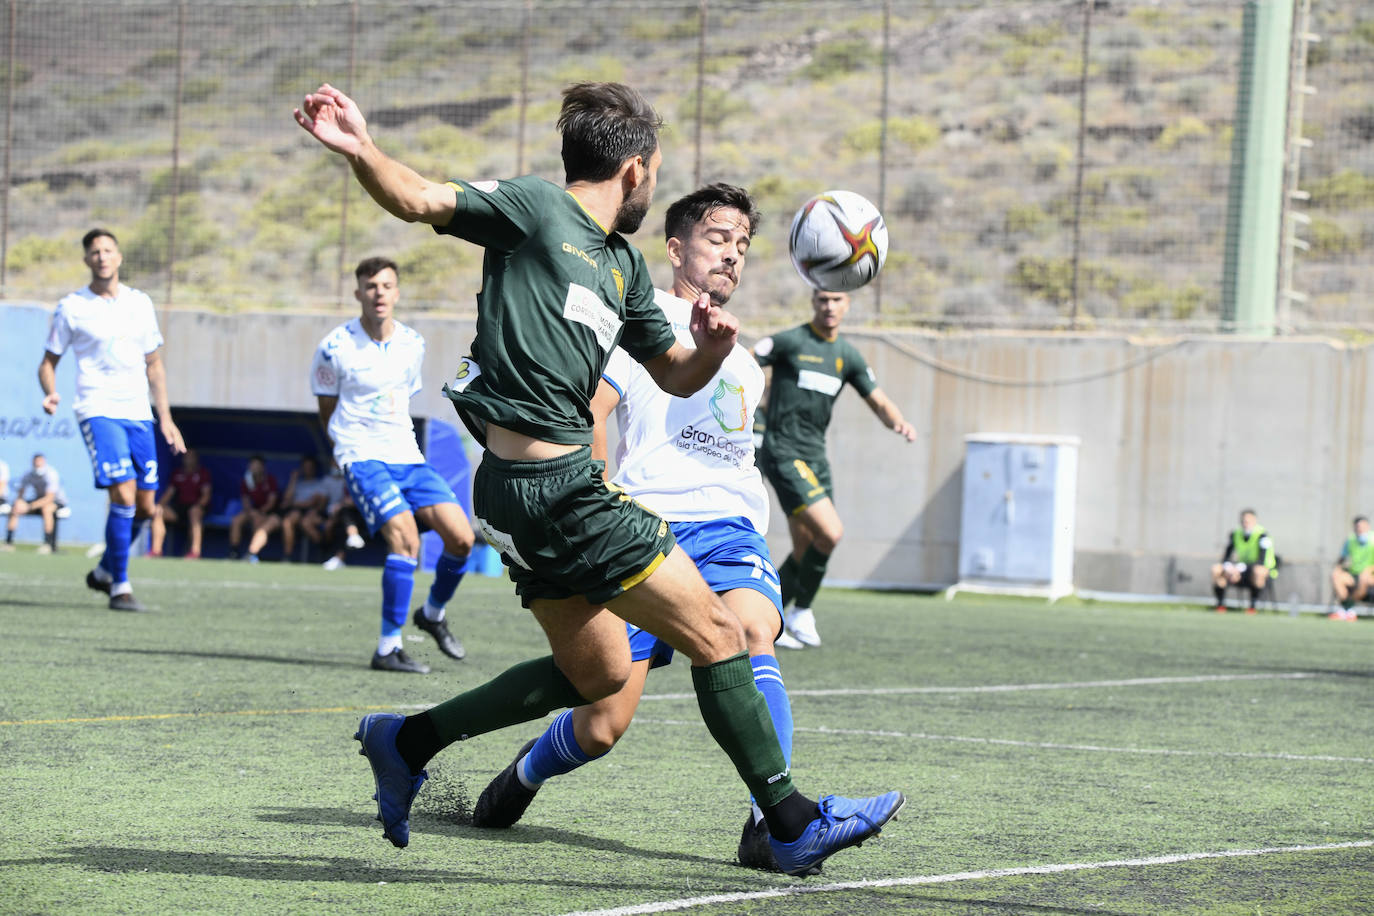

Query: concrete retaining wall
left=7, top=301, right=1363, bottom=603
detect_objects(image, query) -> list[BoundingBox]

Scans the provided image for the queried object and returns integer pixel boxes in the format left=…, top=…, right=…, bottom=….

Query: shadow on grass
left=907, top=894, right=1135, bottom=916
left=0, top=845, right=647, bottom=889
left=103, top=647, right=361, bottom=669
left=257, top=805, right=725, bottom=869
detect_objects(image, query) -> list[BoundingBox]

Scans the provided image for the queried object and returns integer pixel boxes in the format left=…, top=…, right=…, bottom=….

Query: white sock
left=516, top=753, right=542, bottom=790
left=377, top=634, right=403, bottom=656
left=110, top=581, right=133, bottom=597
left=422, top=601, right=445, bottom=622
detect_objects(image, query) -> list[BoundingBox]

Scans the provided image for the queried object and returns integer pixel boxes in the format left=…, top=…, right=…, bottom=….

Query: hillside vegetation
left=2, top=1, right=1371, bottom=329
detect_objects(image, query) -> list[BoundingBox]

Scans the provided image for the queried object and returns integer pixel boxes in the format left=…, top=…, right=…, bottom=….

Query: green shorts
left=758, top=448, right=832, bottom=516
left=472, top=447, right=676, bottom=608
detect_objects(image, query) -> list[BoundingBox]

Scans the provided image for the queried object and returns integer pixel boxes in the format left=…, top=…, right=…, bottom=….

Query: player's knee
left=571, top=666, right=630, bottom=705
left=579, top=713, right=629, bottom=757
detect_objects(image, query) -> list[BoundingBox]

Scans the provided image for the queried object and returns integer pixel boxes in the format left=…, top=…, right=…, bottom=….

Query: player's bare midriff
left=485, top=424, right=583, bottom=462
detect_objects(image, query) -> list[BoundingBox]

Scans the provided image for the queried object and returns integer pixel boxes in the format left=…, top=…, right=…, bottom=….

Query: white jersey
left=310, top=318, right=426, bottom=467
left=603, top=289, right=769, bottom=533
left=45, top=285, right=162, bottom=422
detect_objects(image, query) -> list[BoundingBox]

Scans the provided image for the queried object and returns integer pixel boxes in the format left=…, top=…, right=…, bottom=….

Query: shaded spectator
left=321, top=461, right=367, bottom=570
left=280, top=454, right=331, bottom=561
left=3, top=453, right=67, bottom=554
left=228, top=455, right=280, bottom=563
left=150, top=448, right=212, bottom=559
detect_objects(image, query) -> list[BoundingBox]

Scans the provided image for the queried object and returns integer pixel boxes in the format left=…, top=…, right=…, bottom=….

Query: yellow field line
left=0, top=704, right=397, bottom=727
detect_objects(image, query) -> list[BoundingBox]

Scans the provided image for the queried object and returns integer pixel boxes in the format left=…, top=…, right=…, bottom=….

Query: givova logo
left=709, top=379, right=746, bottom=432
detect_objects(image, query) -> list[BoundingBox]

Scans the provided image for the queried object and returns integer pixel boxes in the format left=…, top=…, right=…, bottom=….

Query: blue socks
left=520, top=710, right=602, bottom=786
left=424, top=550, right=466, bottom=620
left=105, top=503, right=136, bottom=587
left=751, top=653, right=793, bottom=767
left=381, top=554, right=418, bottom=645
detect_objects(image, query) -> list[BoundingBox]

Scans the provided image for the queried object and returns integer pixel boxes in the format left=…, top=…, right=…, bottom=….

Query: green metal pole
left=1220, top=0, right=1295, bottom=336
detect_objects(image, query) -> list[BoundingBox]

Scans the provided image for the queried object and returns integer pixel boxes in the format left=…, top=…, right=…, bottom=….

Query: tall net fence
left=1, top=0, right=1371, bottom=330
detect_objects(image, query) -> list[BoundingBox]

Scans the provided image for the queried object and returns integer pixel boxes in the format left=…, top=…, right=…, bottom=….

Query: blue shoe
left=354, top=713, right=428, bottom=848
left=769, top=791, right=905, bottom=877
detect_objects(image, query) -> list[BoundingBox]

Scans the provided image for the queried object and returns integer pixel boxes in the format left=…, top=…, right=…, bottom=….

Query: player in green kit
left=755, top=288, right=917, bottom=649
left=294, top=81, right=903, bottom=875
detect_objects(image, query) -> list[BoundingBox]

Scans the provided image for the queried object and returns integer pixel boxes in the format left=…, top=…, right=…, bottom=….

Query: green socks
left=691, top=652, right=794, bottom=808
left=792, top=546, right=830, bottom=610
left=404, top=655, right=589, bottom=767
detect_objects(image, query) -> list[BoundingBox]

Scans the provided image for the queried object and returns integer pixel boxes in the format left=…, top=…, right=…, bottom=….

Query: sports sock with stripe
left=520, top=709, right=602, bottom=787
left=750, top=653, right=793, bottom=766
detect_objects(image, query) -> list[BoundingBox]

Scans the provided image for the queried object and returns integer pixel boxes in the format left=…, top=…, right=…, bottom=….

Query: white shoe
left=774, top=629, right=806, bottom=650
left=345, top=532, right=365, bottom=550
left=785, top=607, right=822, bottom=647
left=35, top=543, right=52, bottom=555
left=322, top=556, right=345, bottom=571
left=85, top=542, right=107, bottom=559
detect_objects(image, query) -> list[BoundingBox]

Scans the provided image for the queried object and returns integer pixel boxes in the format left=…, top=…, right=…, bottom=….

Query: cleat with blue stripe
left=769, top=791, right=905, bottom=877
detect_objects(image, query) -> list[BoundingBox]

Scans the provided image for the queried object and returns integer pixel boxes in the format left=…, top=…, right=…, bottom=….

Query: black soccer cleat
left=109, top=593, right=147, bottom=612
left=472, top=738, right=539, bottom=828
left=370, top=648, right=430, bottom=674
left=737, top=814, right=820, bottom=875
left=412, top=607, right=465, bottom=660
left=86, top=569, right=112, bottom=595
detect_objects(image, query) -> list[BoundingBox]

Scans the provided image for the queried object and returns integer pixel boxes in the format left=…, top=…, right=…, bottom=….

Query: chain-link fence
left=1, top=0, right=1371, bottom=330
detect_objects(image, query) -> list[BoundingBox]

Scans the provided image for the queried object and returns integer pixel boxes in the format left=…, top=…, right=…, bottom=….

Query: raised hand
left=293, top=83, right=370, bottom=157
left=688, top=292, right=739, bottom=359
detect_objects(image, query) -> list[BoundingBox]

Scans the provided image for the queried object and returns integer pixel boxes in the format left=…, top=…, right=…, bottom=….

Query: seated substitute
left=1210, top=508, right=1275, bottom=614
left=280, top=454, right=332, bottom=561
left=320, top=462, right=366, bottom=570
left=149, top=447, right=212, bottom=558
left=2, top=452, right=66, bottom=554
left=228, top=454, right=281, bottom=563
left=1329, top=515, right=1373, bottom=622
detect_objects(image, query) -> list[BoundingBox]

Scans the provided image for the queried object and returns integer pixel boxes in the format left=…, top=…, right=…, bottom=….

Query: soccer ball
left=787, top=190, right=889, bottom=292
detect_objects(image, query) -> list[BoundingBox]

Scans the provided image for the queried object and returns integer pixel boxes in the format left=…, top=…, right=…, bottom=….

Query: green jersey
left=753, top=323, right=878, bottom=461
left=437, top=176, right=675, bottom=445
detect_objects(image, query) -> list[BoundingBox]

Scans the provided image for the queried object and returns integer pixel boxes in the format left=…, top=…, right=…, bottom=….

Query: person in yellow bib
left=1209, top=509, right=1276, bottom=614
left=1329, top=515, right=1373, bottom=622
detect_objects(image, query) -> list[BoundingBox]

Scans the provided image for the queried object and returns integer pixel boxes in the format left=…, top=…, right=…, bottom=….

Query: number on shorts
left=143, top=460, right=158, bottom=485
left=743, top=553, right=782, bottom=594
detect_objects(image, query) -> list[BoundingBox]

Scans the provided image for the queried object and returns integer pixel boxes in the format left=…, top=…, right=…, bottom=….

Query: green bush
left=1307, top=218, right=1359, bottom=257
left=4, top=235, right=71, bottom=274
left=1306, top=169, right=1374, bottom=209
left=802, top=39, right=872, bottom=81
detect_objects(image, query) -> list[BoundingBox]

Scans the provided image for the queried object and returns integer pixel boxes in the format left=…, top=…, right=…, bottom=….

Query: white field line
left=627, top=718, right=1374, bottom=765
left=640, top=671, right=1319, bottom=702
left=558, top=840, right=1374, bottom=916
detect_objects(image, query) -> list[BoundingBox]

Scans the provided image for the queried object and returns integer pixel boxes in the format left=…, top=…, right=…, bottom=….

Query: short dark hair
left=82, top=228, right=117, bottom=251
left=557, top=82, right=662, bottom=184
left=664, top=183, right=761, bottom=243
left=1240, top=508, right=1257, bottom=519
left=1355, top=515, right=1369, bottom=527
left=355, top=256, right=399, bottom=284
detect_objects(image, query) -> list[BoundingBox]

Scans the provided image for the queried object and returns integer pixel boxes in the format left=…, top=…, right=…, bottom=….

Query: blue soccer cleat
left=354, top=712, right=428, bottom=848
left=769, top=791, right=905, bottom=877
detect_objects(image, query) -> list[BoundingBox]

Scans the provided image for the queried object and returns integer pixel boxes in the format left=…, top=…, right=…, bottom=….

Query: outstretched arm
left=863, top=388, right=917, bottom=442
left=294, top=83, right=457, bottom=225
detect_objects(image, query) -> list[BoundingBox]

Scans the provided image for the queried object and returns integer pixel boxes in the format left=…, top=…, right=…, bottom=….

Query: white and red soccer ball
left=787, top=190, right=889, bottom=292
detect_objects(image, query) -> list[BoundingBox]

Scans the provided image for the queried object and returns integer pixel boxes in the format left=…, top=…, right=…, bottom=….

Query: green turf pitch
left=0, top=550, right=1370, bottom=915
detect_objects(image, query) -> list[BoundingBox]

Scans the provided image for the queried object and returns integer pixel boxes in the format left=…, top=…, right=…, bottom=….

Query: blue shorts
left=344, top=460, right=459, bottom=535
left=626, top=516, right=784, bottom=668
left=80, top=417, right=158, bottom=490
